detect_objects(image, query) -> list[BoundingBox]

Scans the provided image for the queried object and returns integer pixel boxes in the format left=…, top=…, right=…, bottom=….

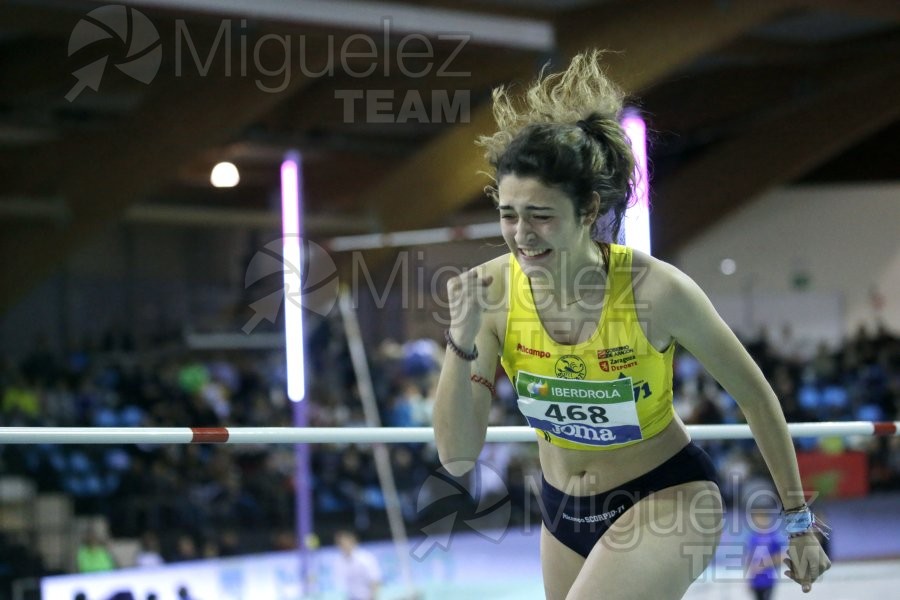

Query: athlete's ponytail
left=478, top=49, right=637, bottom=245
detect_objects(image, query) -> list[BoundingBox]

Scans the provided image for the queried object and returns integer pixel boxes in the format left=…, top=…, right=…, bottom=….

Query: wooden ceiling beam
left=356, top=0, right=804, bottom=236
left=554, top=0, right=804, bottom=92
left=0, top=28, right=325, bottom=313
left=642, top=66, right=802, bottom=135
left=801, top=0, right=900, bottom=21
left=651, top=54, right=900, bottom=257
left=644, top=31, right=900, bottom=136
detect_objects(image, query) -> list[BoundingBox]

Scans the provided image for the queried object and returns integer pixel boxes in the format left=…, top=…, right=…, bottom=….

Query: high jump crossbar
left=0, top=422, right=896, bottom=445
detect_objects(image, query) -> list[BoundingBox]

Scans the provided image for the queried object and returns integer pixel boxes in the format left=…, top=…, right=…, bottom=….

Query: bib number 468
left=544, top=403, right=609, bottom=424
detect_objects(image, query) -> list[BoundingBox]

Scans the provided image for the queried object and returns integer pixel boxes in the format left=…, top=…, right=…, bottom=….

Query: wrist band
left=445, top=329, right=478, bottom=361
left=783, top=507, right=814, bottom=534
left=470, top=374, right=496, bottom=396
left=782, top=504, right=831, bottom=539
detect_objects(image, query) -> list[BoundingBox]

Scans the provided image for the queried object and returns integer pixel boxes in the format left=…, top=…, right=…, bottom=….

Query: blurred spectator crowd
left=0, top=319, right=898, bottom=591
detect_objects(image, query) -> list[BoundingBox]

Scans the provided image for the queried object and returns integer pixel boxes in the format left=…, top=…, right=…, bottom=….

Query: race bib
left=516, top=370, right=643, bottom=447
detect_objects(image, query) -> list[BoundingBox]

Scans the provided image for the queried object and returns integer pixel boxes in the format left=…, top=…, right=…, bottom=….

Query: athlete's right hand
left=446, top=268, right=494, bottom=351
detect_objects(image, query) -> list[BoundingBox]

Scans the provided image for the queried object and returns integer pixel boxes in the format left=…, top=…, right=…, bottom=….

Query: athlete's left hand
left=784, top=532, right=831, bottom=593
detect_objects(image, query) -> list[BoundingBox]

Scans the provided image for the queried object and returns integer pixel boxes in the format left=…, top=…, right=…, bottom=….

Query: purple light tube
left=621, top=109, right=651, bottom=254
left=280, top=152, right=305, bottom=402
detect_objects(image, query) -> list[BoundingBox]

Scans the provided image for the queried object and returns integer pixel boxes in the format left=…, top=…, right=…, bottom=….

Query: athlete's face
left=497, top=174, right=595, bottom=280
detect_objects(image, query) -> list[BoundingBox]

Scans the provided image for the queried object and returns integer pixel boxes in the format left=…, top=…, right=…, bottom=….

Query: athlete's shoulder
left=629, top=248, right=713, bottom=329
left=626, top=248, right=695, bottom=314
left=628, top=246, right=664, bottom=270
left=479, top=252, right=511, bottom=273
left=629, top=247, right=690, bottom=287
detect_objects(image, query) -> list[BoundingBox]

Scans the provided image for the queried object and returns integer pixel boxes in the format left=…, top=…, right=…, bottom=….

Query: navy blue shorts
left=540, top=442, right=719, bottom=557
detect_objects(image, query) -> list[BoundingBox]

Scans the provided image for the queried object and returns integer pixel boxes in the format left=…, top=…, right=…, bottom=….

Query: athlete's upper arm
left=471, top=320, right=501, bottom=385
left=467, top=258, right=506, bottom=401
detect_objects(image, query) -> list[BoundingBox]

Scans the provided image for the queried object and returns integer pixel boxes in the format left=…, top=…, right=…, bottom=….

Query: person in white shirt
left=134, top=531, right=164, bottom=568
left=333, top=530, right=382, bottom=600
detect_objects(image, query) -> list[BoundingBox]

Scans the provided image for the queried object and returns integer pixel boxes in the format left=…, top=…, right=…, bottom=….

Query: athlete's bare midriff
left=537, top=416, right=691, bottom=495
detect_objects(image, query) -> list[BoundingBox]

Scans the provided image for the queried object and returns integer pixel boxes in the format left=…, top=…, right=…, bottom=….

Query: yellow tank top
left=500, top=244, right=675, bottom=450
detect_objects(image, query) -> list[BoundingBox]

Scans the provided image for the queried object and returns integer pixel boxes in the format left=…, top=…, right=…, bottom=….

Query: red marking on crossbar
left=874, top=422, right=897, bottom=436
left=191, top=427, right=230, bottom=443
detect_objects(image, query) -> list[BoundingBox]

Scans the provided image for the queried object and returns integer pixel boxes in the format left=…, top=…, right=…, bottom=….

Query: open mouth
left=518, top=248, right=552, bottom=260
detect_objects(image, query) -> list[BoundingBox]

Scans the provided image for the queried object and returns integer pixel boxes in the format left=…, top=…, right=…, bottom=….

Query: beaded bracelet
left=444, top=329, right=478, bottom=361
left=470, top=374, right=496, bottom=396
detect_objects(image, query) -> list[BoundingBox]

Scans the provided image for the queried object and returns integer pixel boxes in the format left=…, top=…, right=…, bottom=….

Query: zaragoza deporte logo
left=242, top=237, right=340, bottom=334
left=67, top=5, right=162, bottom=102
